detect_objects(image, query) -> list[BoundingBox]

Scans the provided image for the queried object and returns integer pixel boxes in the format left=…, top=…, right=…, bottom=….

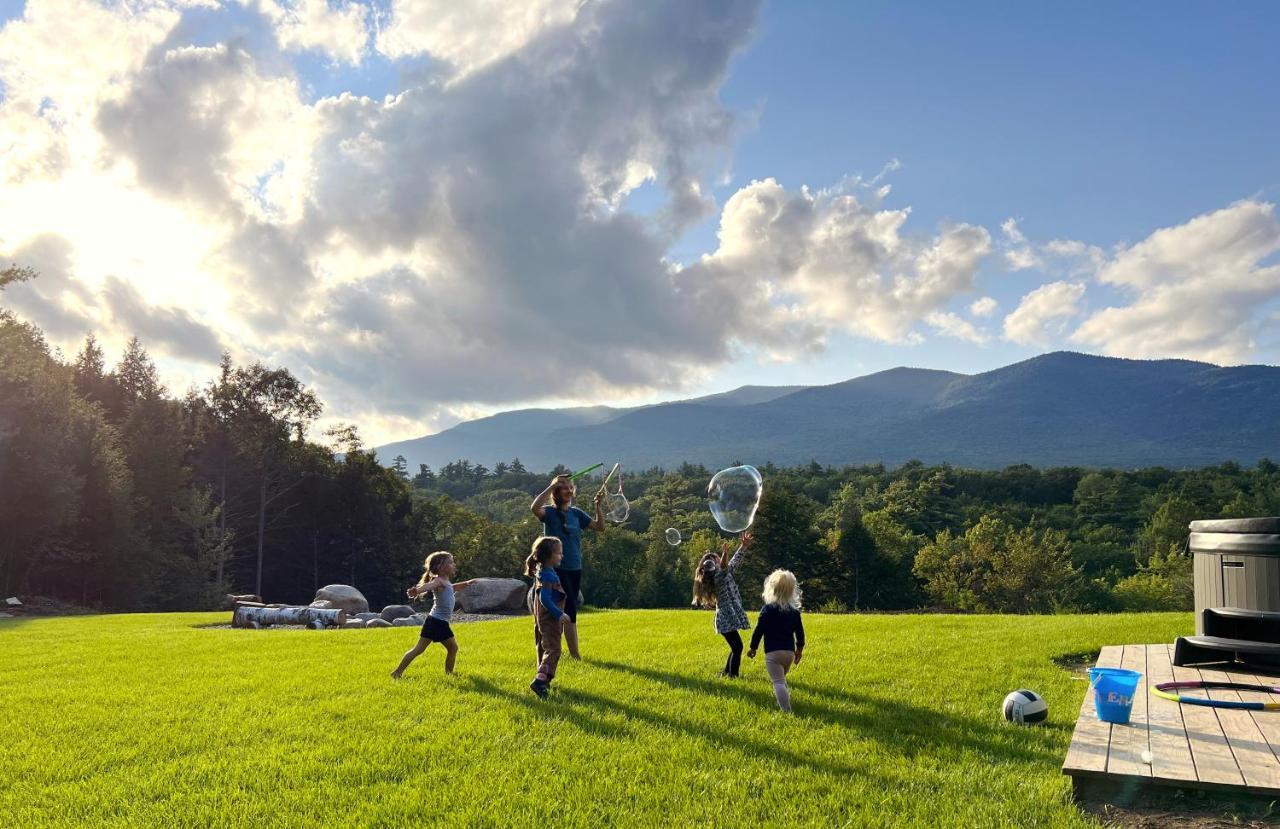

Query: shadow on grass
left=0, top=616, right=35, bottom=630
left=589, top=658, right=1063, bottom=767
left=461, top=675, right=633, bottom=741
left=560, top=683, right=888, bottom=783
left=464, top=672, right=889, bottom=783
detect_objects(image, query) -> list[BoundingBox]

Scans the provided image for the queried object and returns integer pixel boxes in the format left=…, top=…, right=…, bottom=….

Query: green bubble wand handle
left=568, top=462, right=604, bottom=481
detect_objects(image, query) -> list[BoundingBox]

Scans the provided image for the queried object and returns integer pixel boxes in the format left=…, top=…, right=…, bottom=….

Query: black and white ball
left=1002, top=689, right=1048, bottom=724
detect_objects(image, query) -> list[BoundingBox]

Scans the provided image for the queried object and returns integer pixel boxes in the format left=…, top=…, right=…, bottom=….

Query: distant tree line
left=412, top=457, right=1278, bottom=614
left=5, top=269, right=1277, bottom=613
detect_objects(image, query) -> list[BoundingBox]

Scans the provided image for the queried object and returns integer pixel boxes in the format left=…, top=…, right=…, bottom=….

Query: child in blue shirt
left=526, top=536, right=567, bottom=698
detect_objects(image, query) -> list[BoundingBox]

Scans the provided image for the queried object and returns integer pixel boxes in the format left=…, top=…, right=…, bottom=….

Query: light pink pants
left=765, top=650, right=795, bottom=712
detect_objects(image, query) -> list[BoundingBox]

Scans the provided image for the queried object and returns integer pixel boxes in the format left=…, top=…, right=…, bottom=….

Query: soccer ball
left=1003, top=689, right=1048, bottom=724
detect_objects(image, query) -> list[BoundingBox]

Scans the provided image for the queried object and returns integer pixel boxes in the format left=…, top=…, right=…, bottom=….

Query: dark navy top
left=750, top=604, right=806, bottom=654
left=542, top=506, right=594, bottom=571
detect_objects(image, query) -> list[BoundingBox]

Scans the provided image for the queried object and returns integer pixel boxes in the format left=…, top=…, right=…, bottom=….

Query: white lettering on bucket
left=1106, top=692, right=1132, bottom=705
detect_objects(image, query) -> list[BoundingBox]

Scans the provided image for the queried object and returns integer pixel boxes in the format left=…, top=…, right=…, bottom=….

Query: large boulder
left=343, top=619, right=366, bottom=629
left=380, top=604, right=415, bottom=622
left=308, top=599, right=336, bottom=610
left=354, top=612, right=381, bottom=623
left=313, top=585, right=369, bottom=615
left=456, top=578, right=527, bottom=613
left=392, top=617, right=419, bottom=627
left=365, top=618, right=392, bottom=628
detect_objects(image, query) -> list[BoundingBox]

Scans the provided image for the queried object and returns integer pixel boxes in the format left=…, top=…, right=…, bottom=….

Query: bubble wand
left=596, top=463, right=621, bottom=498
left=568, top=462, right=604, bottom=481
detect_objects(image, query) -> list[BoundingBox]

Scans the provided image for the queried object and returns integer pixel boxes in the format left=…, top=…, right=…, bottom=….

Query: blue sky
left=683, top=1, right=1280, bottom=386
left=1, top=0, right=1278, bottom=441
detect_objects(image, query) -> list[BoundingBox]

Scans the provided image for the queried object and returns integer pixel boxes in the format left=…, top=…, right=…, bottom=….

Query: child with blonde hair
left=747, top=569, right=805, bottom=712
left=691, top=531, right=752, bottom=677
left=390, top=551, right=477, bottom=678
left=525, top=536, right=568, bottom=698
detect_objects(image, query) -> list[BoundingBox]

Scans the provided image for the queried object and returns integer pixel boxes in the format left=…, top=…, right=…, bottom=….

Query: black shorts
left=420, top=616, right=455, bottom=642
left=555, top=567, right=582, bottom=622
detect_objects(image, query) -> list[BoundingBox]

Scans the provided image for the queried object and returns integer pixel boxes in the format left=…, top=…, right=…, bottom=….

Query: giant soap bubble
left=665, top=528, right=682, bottom=546
left=707, top=465, right=763, bottom=533
left=605, top=491, right=630, bottom=523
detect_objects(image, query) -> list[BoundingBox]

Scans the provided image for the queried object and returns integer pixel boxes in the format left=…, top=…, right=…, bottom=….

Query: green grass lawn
left=1, top=610, right=1193, bottom=827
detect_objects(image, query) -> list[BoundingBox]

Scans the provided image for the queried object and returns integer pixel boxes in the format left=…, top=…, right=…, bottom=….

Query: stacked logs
left=230, top=601, right=346, bottom=629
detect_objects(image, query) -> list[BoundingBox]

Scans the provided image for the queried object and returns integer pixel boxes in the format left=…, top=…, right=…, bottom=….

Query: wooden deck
left=1063, top=644, right=1280, bottom=798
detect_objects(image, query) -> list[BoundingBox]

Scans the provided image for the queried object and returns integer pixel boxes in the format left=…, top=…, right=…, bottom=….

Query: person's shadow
left=587, top=658, right=1066, bottom=767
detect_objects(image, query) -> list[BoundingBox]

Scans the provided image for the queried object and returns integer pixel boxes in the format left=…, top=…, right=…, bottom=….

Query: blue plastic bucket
left=1089, top=667, right=1142, bottom=724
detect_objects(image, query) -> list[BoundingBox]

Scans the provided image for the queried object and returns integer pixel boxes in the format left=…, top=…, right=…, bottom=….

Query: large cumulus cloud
left=8, top=0, right=1273, bottom=446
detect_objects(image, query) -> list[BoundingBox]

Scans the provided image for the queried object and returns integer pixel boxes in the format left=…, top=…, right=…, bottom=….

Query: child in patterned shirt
left=691, top=531, right=753, bottom=678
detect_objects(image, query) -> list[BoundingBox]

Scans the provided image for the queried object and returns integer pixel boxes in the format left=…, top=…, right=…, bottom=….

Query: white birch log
left=232, top=605, right=347, bottom=628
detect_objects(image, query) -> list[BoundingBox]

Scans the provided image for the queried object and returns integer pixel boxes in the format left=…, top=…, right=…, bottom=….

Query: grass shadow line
left=590, top=658, right=1063, bottom=765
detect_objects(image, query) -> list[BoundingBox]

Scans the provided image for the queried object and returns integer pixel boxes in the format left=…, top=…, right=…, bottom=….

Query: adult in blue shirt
left=531, top=473, right=604, bottom=659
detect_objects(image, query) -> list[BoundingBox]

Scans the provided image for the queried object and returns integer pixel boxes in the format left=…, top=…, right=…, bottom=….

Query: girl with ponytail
left=526, top=536, right=567, bottom=698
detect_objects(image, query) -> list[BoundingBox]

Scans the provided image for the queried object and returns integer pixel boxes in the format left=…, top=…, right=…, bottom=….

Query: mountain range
left=376, top=352, right=1280, bottom=472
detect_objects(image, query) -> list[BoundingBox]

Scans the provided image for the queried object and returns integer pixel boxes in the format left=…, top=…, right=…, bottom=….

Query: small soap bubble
left=665, top=528, right=682, bottom=546
left=708, top=465, right=763, bottom=533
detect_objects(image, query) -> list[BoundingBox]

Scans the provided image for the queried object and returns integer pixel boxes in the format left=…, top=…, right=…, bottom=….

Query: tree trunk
left=215, top=452, right=228, bottom=586
left=232, top=604, right=346, bottom=629
left=255, top=470, right=267, bottom=597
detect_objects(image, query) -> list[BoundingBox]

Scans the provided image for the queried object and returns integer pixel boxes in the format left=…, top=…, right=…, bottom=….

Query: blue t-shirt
left=537, top=566, right=564, bottom=620
left=542, top=506, right=593, bottom=571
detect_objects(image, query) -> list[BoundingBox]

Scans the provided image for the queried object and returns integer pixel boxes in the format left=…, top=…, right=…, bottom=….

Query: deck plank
left=1209, top=666, right=1280, bottom=792
left=1167, top=646, right=1244, bottom=787
left=1062, top=645, right=1121, bottom=775
left=1106, top=644, right=1151, bottom=778
left=1144, top=643, right=1197, bottom=784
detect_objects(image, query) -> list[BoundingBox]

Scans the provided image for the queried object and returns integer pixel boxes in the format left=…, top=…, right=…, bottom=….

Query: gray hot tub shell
left=1190, top=517, right=1280, bottom=634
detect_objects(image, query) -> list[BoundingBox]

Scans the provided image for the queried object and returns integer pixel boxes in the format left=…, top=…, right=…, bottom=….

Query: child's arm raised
left=530, top=475, right=567, bottom=520
left=725, top=531, right=752, bottom=573
left=407, top=575, right=442, bottom=599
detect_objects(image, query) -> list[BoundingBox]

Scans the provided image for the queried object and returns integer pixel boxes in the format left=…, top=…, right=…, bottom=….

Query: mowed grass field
left=1, top=610, right=1192, bottom=827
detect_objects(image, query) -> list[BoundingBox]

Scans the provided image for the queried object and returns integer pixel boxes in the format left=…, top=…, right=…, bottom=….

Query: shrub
left=1113, top=545, right=1192, bottom=611
left=912, top=515, right=1082, bottom=613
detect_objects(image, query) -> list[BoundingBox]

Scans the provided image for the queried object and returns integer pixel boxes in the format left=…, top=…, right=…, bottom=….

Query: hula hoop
left=1152, top=680, right=1280, bottom=710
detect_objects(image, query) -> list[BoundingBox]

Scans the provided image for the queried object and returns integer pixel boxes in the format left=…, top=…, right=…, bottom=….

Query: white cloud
left=925, top=311, right=989, bottom=344
left=969, top=296, right=997, bottom=317
left=1003, top=281, right=1086, bottom=346
left=97, top=42, right=314, bottom=214
left=32, top=0, right=1280, bottom=448
left=1071, top=200, right=1280, bottom=364
left=376, top=0, right=582, bottom=77
left=1000, top=217, right=1041, bottom=271
left=1004, top=247, right=1041, bottom=271
left=693, top=178, right=992, bottom=346
left=263, top=0, right=370, bottom=65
